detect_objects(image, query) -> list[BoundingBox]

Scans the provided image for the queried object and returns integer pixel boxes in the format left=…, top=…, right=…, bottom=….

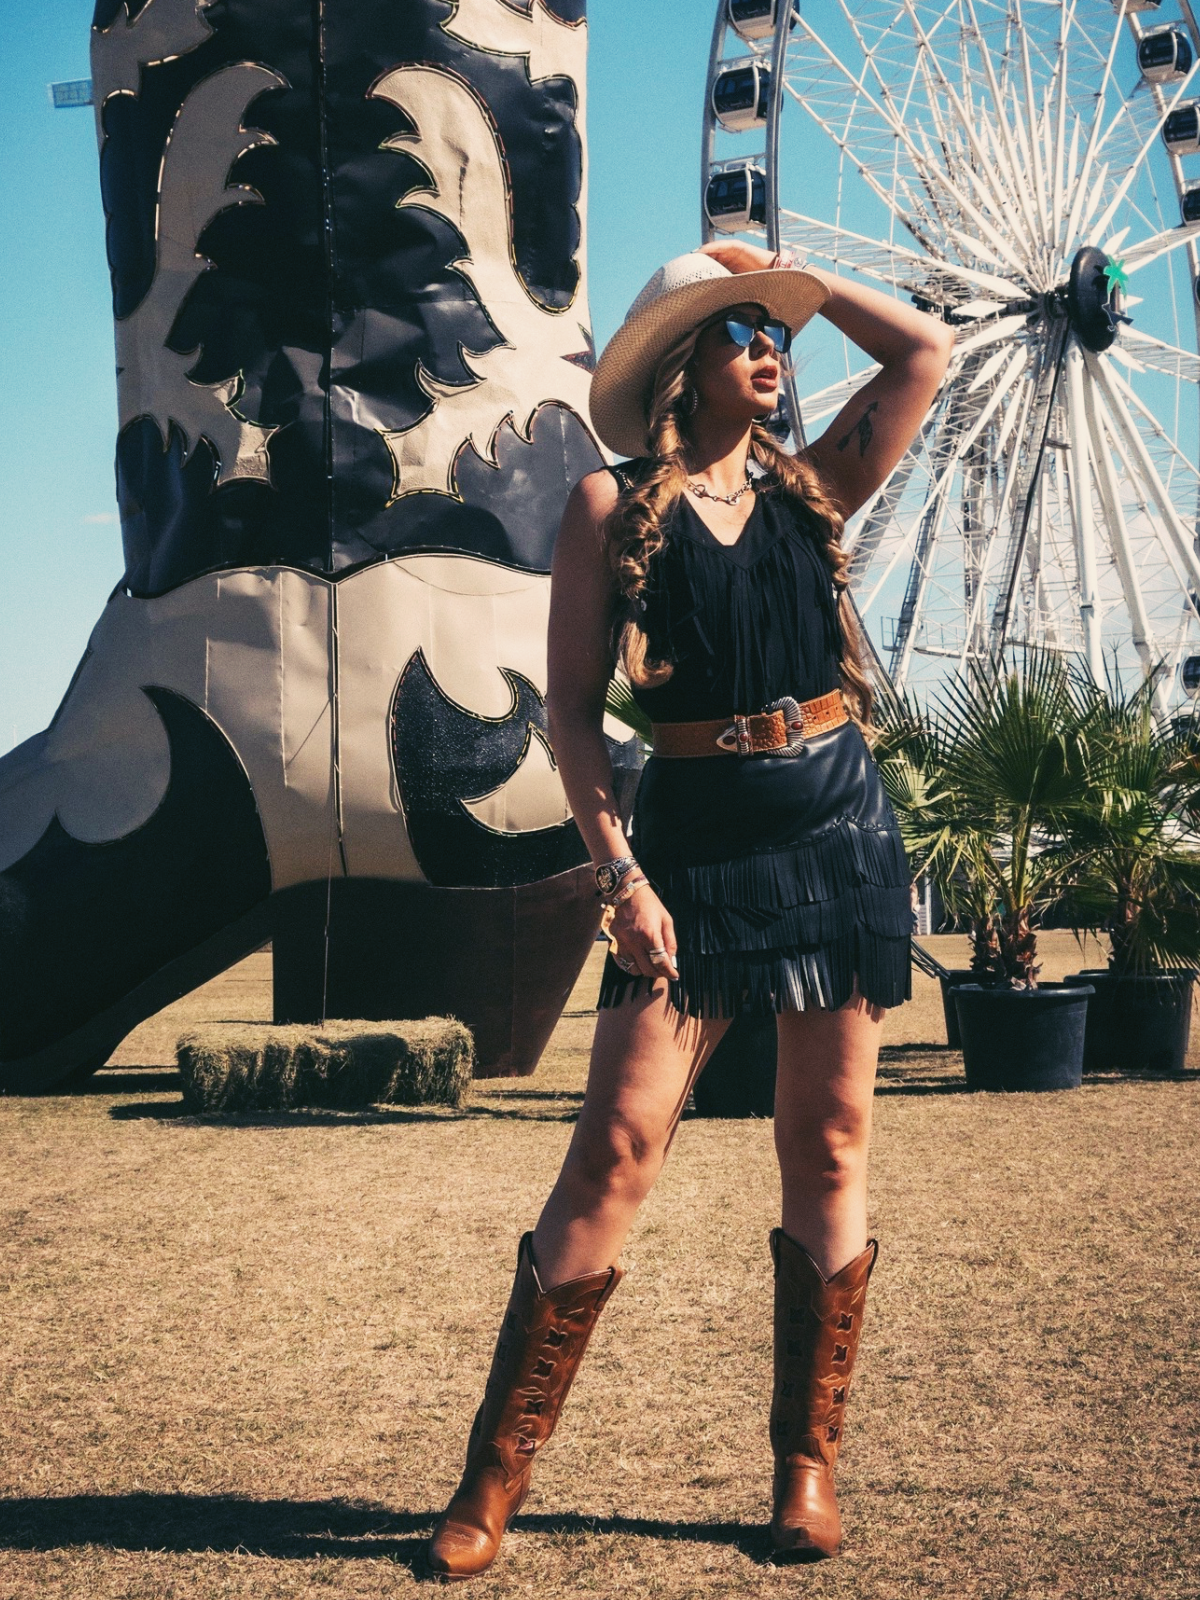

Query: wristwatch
left=595, top=855, right=638, bottom=895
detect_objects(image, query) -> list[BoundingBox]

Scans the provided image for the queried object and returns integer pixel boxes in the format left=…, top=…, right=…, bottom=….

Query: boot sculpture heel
left=768, top=1229, right=878, bottom=1559
left=426, top=1232, right=622, bottom=1581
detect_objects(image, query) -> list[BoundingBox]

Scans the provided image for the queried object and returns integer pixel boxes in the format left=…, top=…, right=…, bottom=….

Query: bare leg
left=773, top=982, right=886, bottom=1275
left=531, top=980, right=732, bottom=1287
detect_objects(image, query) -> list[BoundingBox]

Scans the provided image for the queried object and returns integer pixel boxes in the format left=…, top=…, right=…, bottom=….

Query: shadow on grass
left=872, top=1045, right=972, bottom=1096
left=79, top=1071, right=181, bottom=1095
left=0, top=1494, right=776, bottom=1567
left=108, top=1090, right=585, bottom=1127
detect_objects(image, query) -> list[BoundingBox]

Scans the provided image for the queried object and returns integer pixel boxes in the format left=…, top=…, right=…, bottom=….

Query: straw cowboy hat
left=589, top=250, right=830, bottom=459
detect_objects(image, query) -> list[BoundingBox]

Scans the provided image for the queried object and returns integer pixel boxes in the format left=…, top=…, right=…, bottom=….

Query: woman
left=426, top=241, right=953, bottom=1579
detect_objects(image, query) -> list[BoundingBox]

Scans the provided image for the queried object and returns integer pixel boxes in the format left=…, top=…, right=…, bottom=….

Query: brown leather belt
left=651, top=689, right=848, bottom=758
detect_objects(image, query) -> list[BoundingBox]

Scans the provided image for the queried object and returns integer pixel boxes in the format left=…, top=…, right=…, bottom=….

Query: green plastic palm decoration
left=604, top=675, right=654, bottom=744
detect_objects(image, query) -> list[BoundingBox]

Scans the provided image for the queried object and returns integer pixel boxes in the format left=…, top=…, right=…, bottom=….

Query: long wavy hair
left=603, top=318, right=877, bottom=733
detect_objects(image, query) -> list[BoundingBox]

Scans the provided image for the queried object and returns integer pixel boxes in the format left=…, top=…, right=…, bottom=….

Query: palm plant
left=881, top=651, right=1092, bottom=989
left=872, top=686, right=999, bottom=978
left=1059, top=677, right=1200, bottom=976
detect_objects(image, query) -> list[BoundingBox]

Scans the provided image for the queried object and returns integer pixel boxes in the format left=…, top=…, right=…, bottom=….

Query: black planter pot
left=1062, top=969, right=1195, bottom=1075
left=691, top=1012, right=777, bottom=1117
left=954, top=982, right=1093, bottom=1091
left=939, top=969, right=984, bottom=1048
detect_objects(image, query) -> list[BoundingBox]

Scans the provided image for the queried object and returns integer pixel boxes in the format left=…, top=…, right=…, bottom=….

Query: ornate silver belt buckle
left=763, top=696, right=805, bottom=756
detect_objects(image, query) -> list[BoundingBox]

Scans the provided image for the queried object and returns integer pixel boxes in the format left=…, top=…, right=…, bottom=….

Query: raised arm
left=547, top=471, right=680, bottom=981
left=800, top=270, right=954, bottom=519
left=696, top=240, right=954, bottom=519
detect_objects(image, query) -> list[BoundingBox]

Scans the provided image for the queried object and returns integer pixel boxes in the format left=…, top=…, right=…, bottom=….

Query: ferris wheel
left=702, top=0, right=1200, bottom=713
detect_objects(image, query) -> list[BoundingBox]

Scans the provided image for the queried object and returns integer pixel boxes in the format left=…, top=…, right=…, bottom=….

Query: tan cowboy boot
left=426, top=1231, right=623, bottom=1581
left=768, top=1228, right=878, bottom=1559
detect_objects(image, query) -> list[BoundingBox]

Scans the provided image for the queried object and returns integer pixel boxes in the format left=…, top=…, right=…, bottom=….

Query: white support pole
left=699, top=2, right=726, bottom=244
left=1064, top=339, right=1104, bottom=683
left=1080, top=359, right=1172, bottom=715
left=1086, top=350, right=1200, bottom=596
left=892, top=487, right=951, bottom=692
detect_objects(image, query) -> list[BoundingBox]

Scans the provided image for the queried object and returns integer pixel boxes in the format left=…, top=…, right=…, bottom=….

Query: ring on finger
left=648, top=948, right=673, bottom=964
left=613, top=953, right=636, bottom=973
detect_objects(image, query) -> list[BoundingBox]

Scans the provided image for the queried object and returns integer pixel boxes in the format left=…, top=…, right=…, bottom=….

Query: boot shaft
left=467, top=1232, right=622, bottom=1479
left=91, top=0, right=599, bottom=590
left=768, top=1230, right=877, bottom=1468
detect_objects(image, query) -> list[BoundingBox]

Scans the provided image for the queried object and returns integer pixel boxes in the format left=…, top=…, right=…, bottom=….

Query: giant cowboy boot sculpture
left=0, top=0, right=627, bottom=1090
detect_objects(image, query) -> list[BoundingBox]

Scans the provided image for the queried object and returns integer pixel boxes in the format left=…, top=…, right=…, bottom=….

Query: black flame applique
left=390, top=650, right=588, bottom=888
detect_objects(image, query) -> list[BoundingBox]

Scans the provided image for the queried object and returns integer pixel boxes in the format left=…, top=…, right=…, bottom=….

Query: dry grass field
left=0, top=931, right=1196, bottom=1600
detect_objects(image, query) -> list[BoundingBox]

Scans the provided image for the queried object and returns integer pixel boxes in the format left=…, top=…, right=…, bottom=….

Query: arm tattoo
left=836, top=401, right=879, bottom=457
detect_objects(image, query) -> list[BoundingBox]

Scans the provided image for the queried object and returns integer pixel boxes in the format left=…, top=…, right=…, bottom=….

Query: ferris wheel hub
left=1066, top=246, right=1130, bottom=354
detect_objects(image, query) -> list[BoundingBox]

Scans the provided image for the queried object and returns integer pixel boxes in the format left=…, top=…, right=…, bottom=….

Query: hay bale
left=176, top=1018, right=474, bottom=1113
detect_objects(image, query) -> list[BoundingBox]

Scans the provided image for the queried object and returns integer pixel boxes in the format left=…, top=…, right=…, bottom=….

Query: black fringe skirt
left=597, top=719, right=913, bottom=1017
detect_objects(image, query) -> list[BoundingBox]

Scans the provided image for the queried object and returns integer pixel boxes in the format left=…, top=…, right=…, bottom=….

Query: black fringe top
left=607, top=460, right=843, bottom=720
left=597, top=460, right=914, bottom=1018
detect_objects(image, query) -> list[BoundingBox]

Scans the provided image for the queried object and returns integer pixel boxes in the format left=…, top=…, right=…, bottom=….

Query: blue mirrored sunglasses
left=722, top=314, right=793, bottom=354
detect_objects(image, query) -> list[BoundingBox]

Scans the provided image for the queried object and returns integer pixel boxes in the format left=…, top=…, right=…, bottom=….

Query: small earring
left=682, top=383, right=699, bottom=417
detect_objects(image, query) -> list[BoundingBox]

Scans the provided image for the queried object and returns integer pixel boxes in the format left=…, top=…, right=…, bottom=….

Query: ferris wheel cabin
left=1163, top=100, right=1200, bottom=155
left=712, top=61, right=772, bottom=132
left=726, top=0, right=797, bottom=43
left=705, top=161, right=768, bottom=231
left=1137, top=25, right=1194, bottom=83
left=1181, top=180, right=1200, bottom=225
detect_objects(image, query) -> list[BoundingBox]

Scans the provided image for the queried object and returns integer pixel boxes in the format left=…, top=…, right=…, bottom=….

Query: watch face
left=596, top=860, right=631, bottom=894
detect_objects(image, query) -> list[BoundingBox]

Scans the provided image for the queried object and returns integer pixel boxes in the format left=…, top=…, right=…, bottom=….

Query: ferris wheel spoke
left=1051, top=58, right=1067, bottom=238
left=1056, top=116, right=1083, bottom=260
left=875, top=360, right=1035, bottom=675
left=989, top=319, right=1071, bottom=650
left=1105, top=361, right=1200, bottom=494
left=1061, top=8, right=1135, bottom=266
left=890, top=344, right=1030, bottom=531
left=778, top=210, right=1026, bottom=306
left=908, top=2, right=1036, bottom=240
left=950, top=148, right=1043, bottom=277
left=954, top=373, right=1039, bottom=672
left=968, top=340, right=1027, bottom=396
left=1086, top=351, right=1200, bottom=595
left=846, top=443, right=924, bottom=574
left=998, top=0, right=1049, bottom=240
left=780, top=73, right=948, bottom=257
left=947, top=316, right=1029, bottom=361
left=791, top=10, right=1035, bottom=266
left=854, top=390, right=962, bottom=618
left=963, top=0, right=1042, bottom=245
left=1121, top=221, right=1200, bottom=276
left=1064, top=342, right=1104, bottom=681
left=1115, top=328, right=1200, bottom=386
left=1077, top=353, right=1171, bottom=710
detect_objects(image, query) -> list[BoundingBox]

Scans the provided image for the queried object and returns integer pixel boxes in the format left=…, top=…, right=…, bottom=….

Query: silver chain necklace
left=685, top=472, right=755, bottom=506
